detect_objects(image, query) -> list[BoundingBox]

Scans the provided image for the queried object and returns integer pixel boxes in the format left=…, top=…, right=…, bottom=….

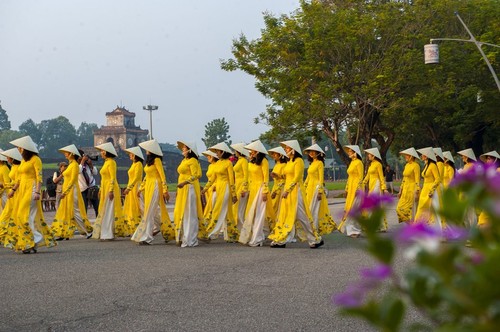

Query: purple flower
left=443, top=225, right=468, bottom=241
left=360, top=264, right=392, bottom=281
left=395, top=222, right=440, bottom=244
left=469, top=251, right=485, bottom=265
left=450, top=163, right=500, bottom=195
left=332, top=286, right=365, bottom=308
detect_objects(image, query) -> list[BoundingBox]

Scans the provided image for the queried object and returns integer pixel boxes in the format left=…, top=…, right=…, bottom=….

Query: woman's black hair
left=21, top=149, right=36, bottom=161
left=146, top=153, right=162, bottom=166
left=279, top=155, right=289, bottom=163
left=12, top=159, right=21, bottom=165
left=186, top=150, right=198, bottom=160
left=289, top=150, right=301, bottom=161
left=104, top=151, right=115, bottom=159
left=219, top=151, right=232, bottom=160
left=133, top=155, right=144, bottom=163
left=423, top=158, right=436, bottom=175
left=306, top=152, right=325, bottom=164
left=250, top=152, right=266, bottom=166
left=436, top=156, right=444, bottom=162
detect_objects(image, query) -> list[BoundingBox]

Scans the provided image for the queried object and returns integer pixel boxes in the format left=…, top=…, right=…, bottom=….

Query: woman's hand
left=163, top=191, right=170, bottom=202
left=282, top=191, right=289, bottom=199
left=108, top=192, right=114, bottom=201
left=262, top=193, right=267, bottom=202
left=33, top=192, right=41, bottom=201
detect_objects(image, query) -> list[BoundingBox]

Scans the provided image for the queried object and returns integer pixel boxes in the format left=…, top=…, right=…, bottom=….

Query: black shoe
left=139, top=241, right=151, bottom=245
left=32, top=247, right=37, bottom=253
left=270, top=243, right=286, bottom=248
left=22, top=249, right=31, bottom=254
left=86, top=232, right=93, bottom=239
left=55, top=237, right=65, bottom=241
left=310, top=240, right=324, bottom=249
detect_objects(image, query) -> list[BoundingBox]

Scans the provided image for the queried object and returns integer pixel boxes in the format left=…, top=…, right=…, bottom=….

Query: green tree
left=76, top=122, right=99, bottom=147
left=38, top=116, right=77, bottom=158
left=202, top=117, right=232, bottom=148
left=0, top=130, right=22, bottom=149
left=19, top=119, right=42, bottom=145
left=0, top=102, right=11, bottom=130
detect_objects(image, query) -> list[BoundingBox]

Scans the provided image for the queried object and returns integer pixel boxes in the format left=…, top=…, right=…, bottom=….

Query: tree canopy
left=202, top=117, right=232, bottom=148
left=0, top=102, right=11, bottom=131
left=221, top=0, right=500, bottom=164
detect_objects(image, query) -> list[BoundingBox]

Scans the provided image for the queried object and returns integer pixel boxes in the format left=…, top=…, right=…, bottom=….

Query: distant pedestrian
left=52, top=161, right=67, bottom=209
left=77, top=149, right=99, bottom=216
left=384, top=164, right=396, bottom=194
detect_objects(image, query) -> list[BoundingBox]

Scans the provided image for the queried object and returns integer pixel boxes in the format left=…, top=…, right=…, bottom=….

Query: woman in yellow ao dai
left=457, top=148, right=478, bottom=228
left=442, top=151, right=456, bottom=188
left=268, top=146, right=288, bottom=228
left=238, top=140, right=275, bottom=247
left=362, top=148, right=389, bottom=231
left=414, top=147, right=441, bottom=225
left=200, top=151, right=218, bottom=224
left=51, top=145, right=93, bottom=239
left=0, top=155, right=10, bottom=211
left=173, top=141, right=203, bottom=247
left=303, top=144, right=337, bottom=235
left=230, top=143, right=249, bottom=231
left=122, top=147, right=144, bottom=235
left=396, top=148, right=421, bottom=223
left=8, top=136, right=56, bottom=253
left=0, top=149, right=22, bottom=246
left=478, top=151, right=500, bottom=227
left=202, top=142, right=238, bottom=242
left=268, top=140, right=323, bottom=249
left=92, top=143, right=127, bottom=240
left=339, top=145, right=364, bottom=237
left=132, top=139, right=175, bottom=244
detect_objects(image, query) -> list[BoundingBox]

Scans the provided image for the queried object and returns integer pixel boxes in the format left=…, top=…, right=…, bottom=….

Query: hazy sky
left=0, top=0, right=300, bottom=150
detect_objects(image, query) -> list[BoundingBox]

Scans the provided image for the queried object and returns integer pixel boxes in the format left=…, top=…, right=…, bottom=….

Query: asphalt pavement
left=0, top=194, right=405, bottom=332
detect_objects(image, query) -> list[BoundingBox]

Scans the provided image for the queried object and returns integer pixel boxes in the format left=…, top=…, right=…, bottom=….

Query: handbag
left=87, top=186, right=100, bottom=201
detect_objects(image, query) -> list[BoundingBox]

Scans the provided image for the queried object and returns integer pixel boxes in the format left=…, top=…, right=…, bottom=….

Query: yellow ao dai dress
left=414, top=161, right=441, bottom=225
left=304, top=159, right=336, bottom=235
left=340, top=158, right=364, bottom=235
left=362, top=159, right=388, bottom=230
left=396, top=161, right=420, bottom=223
left=51, top=160, right=93, bottom=238
left=123, top=161, right=144, bottom=235
left=0, top=164, right=19, bottom=246
left=270, top=161, right=286, bottom=219
left=232, top=157, right=249, bottom=231
left=0, top=163, right=10, bottom=211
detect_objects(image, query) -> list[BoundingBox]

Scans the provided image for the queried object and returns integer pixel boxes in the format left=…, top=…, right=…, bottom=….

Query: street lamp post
left=424, top=12, right=500, bottom=93
left=143, top=104, right=158, bottom=140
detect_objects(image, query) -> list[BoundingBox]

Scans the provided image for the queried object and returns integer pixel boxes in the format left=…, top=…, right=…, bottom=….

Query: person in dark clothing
left=384, top=165, right=396, bottom=194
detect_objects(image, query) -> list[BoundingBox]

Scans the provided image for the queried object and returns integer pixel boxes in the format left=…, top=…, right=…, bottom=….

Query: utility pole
left=143, top=104, right=158, bottom=139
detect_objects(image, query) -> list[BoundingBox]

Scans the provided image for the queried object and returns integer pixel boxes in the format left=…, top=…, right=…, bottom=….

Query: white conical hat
left=343, top=145, right=362, bottom=158
left=10, top=135, right=39, bottom=153
left=1, top=147, right=23, bottom=162
left=177, top=141, right=199, bottom=157
left=95, top=142, right=117, bottom=157
left=230, top=143, right=250, bottom=157
left=457, top=148, right=477, bottom=161
left=268, top=146, right=286, bottom=157
left=58, top=144, right=81, bottom=157
left=433, top=147, right=444, bottom=160
left=201, top=150, right=218, bottom=159
left=244, top=140, right=268, bottom=155
left=417, top=147, right=437, bottom=162
left=0, top=149, right=7, bottom=162
left=139, top=139, right=163, bottom=156
left=124, top=146, right=144, bottom=160
left=480, top=150, right=499, bottom=162
left=209, top=142, right=232, bottom=154
left=280, top=140, right=302, bottom=156
left=364, top=147, right=382, bottom=161
left=304, top=143, right=325, bottom=155
left=443, top=151, right=454, bottom=164
left=399, top=147, right=419, bottom=160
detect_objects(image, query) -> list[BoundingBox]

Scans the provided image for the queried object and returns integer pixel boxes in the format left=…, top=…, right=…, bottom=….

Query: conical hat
left=0, top=148, right=22, bottom=162
left=209, top=142, right=232, bottom=154
left=95, top=142, right=117, bottom=157
left=417, top=147, right=436, bottom=162
left=399, top=147, right=419, bottom=160
left=10, top=135, right=39, bottom=153
left=230, top=143, right=250, bottom=157
left=58, top=144, right=81, bottom=157
left=457, top=148, right=477, bottom=161
left=365, top=147, right=382, bottom=161
left=280, top=140, right=302, bottom=156
left=443, top=151, right=454, bottom=164
left=268, top=146, right=286, bottom=157
left=433, top=147, right=444, bottom=160
left=343, top=145, right=362, bottom=158
left=244, top=140, right=268, bottom=155
left=124, top=146, right=144, bottom=160
left=0, top=149, right=6, bottom=162
left=303, top=143, right=325, bottom=155
left=139, top=139, right=163, bottom=156
left=480, top=150, right=500, bottom=162
left=201, top=150, right=218, bottom=159
left=177, top=141, right=199, bottom=157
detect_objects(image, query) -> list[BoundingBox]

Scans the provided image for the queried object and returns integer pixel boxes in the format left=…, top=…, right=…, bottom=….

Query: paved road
left=0, top=197, right=403, bottom=332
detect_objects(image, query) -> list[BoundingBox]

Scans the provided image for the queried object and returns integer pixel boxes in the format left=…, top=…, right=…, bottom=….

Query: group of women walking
left=0, top=134, right=498, bottom=254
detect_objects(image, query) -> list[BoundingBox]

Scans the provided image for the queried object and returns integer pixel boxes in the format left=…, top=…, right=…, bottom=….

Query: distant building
left=94, top=106, right=149, bottom=154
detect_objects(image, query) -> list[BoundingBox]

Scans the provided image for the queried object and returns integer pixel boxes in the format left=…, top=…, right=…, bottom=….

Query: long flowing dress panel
left=173, top=157, right=203, bottom=247
left=396, top=161, right=421, bottom=223
left=232, top=158, right=249, bottom=231
left=92, top=158, right=126, bottom=239
left=51, top=160, right=93, bottom=238
left=123, top=161, right=144, bottom=235
left=200, top=163, right=217, bottom=238
left=340, top=158, right=364, bottom=235
left=460, top=162, right=477, bottom=228
left=203, top=159, right=238, bottom=241
left=0, top=164, right=10, bottom=210
left=0, top=165, right=19, bottom=246
left=270, top=162, right=286, bottom=222
left=478, top=166, right=500, bottom=227
left=414, top=162, right=441, bottom=225
left=442, top=164, right=455, bottom=188
left=268, top=158, right=320, bottom=245
left=304, top=160, right=336, bottom=235
left=239, top=158, right=275, bottom=246
left=132, top=158, right=175, bottom=243
left=9, top=156, right=56, bottom=251
left=363, top=159, right=388, bottom=230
